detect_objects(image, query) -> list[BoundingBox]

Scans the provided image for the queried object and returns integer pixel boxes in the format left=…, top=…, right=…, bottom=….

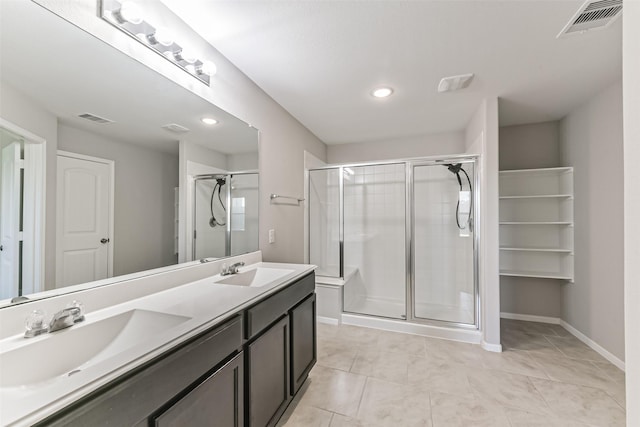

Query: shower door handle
left=100, top=238, right=110, bottom=244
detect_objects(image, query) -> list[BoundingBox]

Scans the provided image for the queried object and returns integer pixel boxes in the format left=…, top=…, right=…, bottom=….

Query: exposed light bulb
left=199, top=61, right=217, bottom=77
left=178, top=47, right=198, bottom=64
left=152, top=27, right=174, bottom=46
left=117, top=1, right=143, bottom=25
left=201, top=117, right=218, bottom=125
left=372, top=87, right=393, bottom=98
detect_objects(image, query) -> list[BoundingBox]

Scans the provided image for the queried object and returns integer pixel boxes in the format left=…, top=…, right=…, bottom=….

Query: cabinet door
left=247, top=315, right=290, bottom=427
left=154, top=352, right=244, bottom=427
left=290, top=293, right=317, bottom=394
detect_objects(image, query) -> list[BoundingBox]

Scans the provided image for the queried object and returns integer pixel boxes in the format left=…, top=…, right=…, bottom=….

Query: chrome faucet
left=49, top=306, right=85, bottom=333
left=221, top=262, right=245, bottom=276
left=24, top=301, right=85, bottom=338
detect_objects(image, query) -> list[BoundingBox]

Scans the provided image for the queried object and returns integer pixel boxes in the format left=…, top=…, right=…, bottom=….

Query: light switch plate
left=268, top=229, right=275, bottom=244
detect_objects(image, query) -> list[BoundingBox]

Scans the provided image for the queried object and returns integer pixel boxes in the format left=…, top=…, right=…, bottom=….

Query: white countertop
left=0, top=261, right=315, bottom=426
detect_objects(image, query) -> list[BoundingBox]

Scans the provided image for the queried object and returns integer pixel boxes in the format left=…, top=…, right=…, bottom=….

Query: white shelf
left=499, top=167, right=573, bottom=175
left=499, top=167, right=574, bottom=282
left=500, top=247, right=573, bottom=253
left=500, top=270, right=573, bottom=280
left=499, top=194, right=572, bottom=200
left=499, top=222, right=572, bottom=225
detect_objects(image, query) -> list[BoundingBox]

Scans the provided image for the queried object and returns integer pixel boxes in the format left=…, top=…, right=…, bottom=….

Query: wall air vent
left=77, top=113, right=114, bottom=124
left=161, top=123, right=190, bottom=134
left=557, top=0, right=622, bottom=38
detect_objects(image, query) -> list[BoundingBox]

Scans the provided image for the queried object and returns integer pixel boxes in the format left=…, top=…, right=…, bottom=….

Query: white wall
left=465, top=98, right=501, bottom=351
left=327, top=131, right=464, bottom=164
left=34, top=0, right=327, bottom=264
left=58, top=124, right=179, bottom=276
left=0, top=82, right=58, bottom=288
left=560, top=81, right=624, bottom=362
left=623, top=2, right=640, bottom=423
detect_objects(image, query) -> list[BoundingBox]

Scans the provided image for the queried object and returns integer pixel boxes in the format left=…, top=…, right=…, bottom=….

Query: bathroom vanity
left=0, top=256, right=316, bottom=427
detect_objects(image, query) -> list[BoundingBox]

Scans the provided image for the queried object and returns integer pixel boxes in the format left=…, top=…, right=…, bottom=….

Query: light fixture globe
left=116, top=1, right=143, bottom=25
left=372, top=87, right=394, bottom=98
left=199, top=61, right=217, bottom=77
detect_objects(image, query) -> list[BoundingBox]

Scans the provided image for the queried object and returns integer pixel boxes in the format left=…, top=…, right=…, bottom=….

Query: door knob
left=100, top=238, right=110, bottom=244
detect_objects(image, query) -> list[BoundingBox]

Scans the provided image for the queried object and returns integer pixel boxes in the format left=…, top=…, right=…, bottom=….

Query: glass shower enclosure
left=193, top=172, right=259, bottom=259
left=308, top=157, right=478, bottom=327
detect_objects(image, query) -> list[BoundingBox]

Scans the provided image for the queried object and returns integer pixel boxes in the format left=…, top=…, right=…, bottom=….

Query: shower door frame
left=307, top=154, right=480, bottom=330
left=192, top=171, right=259, bottom=259
left=407, top=156, right=480, bottom=330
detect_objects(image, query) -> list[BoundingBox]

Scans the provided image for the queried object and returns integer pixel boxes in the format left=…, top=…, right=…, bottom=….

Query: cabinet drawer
left=154, top=352, right=244, bottom=427
left=38, top=315, right=243, bottom=426
left=246, top=272, right=315, bottom=339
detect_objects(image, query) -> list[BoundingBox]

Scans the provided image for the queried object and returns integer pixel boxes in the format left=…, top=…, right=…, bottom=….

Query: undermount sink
left=214, top=267, right=295, bottom=287
left=0, top=309, right=190, bottom=389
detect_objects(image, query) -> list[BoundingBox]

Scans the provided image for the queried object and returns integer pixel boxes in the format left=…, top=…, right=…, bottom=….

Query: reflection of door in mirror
left=56, top=152, right=114, bottom=287
left=0, top=122, right=46, bottom=299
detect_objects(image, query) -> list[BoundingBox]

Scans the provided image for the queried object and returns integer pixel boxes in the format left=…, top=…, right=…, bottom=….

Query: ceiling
left=162, top=0, right=622, bottom=145
left=0, top=0, right=257, bottom=155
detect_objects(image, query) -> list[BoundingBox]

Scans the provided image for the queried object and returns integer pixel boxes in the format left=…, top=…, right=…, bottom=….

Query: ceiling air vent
left=161, top=123, right=190, bottom=134
left=557, top=0, right=622, bottom=38
left=77, top=113, right=114, bottom=124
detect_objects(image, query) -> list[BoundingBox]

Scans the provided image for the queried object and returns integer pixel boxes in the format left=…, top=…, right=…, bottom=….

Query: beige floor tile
left=501, top=329, right=557, bottom=352
left=531, top=354, right=620, bottom=393
left=407, top=357, right=474, bottom=397
left=329, top=414, right=365, bottom=427
left=317, top=337, right=359, bottom=371
left=530, top=377, right=626, bottom=426
left=424, top=337, right=484, bottom=366
left=297, top=365, right=367, bottom=417
left=350, top=347, right=411, bottom=383
left=545, top=335, right=609, bottom=362
left=480, top=348, right=549, bottom=379
left=592, top=361, right=626, bottom=384
left=504, top=408, right=595, bottom=427
left=466, top=368, right=551, bottom=414
left=317, top=323, right=340, bottom=340
left=429, top=391, right=510, bottom=427
left=334, top=325, right=381, bottom=346
left=501, top=319, right=562, bottom=336
left=356, top=377, right=432, bottom=427
left=376, top=330, right=427, bottom=356
left=276, top=403, right=333, bottom=427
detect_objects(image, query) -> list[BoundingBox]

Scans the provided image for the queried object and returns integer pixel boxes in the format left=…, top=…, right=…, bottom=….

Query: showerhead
left=446, top=163, right=463, bottom=174
left=216, top=178, right=226, bottom=186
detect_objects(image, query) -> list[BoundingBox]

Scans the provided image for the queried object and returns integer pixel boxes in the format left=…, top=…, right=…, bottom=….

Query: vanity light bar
left=100, top=0, right=215, bottom=86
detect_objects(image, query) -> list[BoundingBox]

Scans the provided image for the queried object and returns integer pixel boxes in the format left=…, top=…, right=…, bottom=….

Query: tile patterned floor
left=277, top=319, right=626, bottom=427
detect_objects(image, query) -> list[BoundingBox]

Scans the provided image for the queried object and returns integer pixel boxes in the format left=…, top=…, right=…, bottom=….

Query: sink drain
left=68, top=369, right=81, bottom=377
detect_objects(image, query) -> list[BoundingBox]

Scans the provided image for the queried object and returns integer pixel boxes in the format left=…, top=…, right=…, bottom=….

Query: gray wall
left=327, top=131, right=464, bottom=164
left=623, top=2, right=640, bottom=420
left=58, top=124, right=178, bottom=276
left=560, top=81, right=625, bottom=361
left=499, top=121, right=561, bottom=170
left=498, top=121, right=564, bottom=318
left=0, top=82, right=58, bottom=288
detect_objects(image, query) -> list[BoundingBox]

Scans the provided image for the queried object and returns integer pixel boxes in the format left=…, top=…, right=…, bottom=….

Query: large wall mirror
left=0, top=1, right=259, bottom=306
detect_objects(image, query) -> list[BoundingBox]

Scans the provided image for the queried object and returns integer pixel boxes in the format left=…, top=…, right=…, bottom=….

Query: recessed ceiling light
left=201, top=117, right=218, bottom=125
left=372, top=87, right=394, bottom=98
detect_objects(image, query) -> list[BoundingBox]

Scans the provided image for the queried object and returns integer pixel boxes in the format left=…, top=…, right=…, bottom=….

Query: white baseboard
left=481, top=340, right=503, bottom=353
left=317, top=316, right=340, bottom=326
left=500, top=312, right=561, bottom=324
left=500, top=312, right=625, bottom=371
left=559, top=320, right=625, bottom=371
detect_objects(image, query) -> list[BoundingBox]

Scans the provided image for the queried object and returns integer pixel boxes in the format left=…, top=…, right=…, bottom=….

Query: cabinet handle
left=100, top=238, right=110, bottom=244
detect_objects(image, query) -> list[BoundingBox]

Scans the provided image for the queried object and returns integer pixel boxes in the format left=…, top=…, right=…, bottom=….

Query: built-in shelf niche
left=499, top=167, right=574, bottom=282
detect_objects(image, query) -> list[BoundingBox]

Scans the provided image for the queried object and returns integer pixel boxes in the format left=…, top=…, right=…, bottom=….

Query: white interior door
left=56, top=154, right=112, bottom=287
left=0, top=143, right=21, bottom=299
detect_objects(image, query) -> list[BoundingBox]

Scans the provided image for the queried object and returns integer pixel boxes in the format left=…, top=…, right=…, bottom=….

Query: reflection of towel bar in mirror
left=270, top=194, right=305, bottom=203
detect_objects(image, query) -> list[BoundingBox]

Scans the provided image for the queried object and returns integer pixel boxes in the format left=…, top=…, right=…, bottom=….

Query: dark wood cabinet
left=154, top=352, right=244, bottom=427
left=290, top=293, right=316, bottom=394
left=247, top=316, right=290, bottom=427
left=36, top=271, right=316, bottom=427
